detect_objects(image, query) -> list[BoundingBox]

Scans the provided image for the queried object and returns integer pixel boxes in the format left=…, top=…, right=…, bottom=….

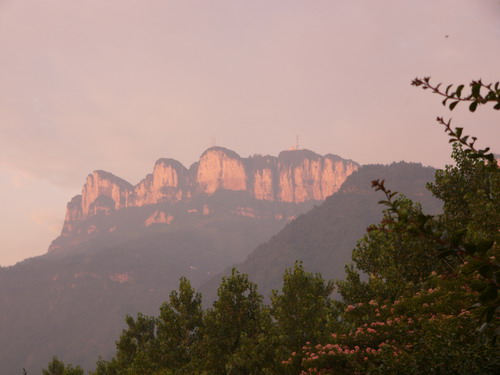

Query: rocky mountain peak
left=81, top=170, right=133, bottom=217
left=196, top=147, right=247, bottom=194
left=50, top=147, right=359, bottom=251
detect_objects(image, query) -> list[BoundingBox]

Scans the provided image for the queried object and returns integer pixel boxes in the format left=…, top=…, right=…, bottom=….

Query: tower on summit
left=288, top=134, right=300, bottom=151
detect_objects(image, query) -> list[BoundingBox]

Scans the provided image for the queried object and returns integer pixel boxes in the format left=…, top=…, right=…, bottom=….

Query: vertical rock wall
left=56, top=146, right=359, bottom=243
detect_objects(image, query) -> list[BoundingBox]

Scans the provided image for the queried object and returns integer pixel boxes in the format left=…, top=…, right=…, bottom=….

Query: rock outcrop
left=133, top=159, right=187, bottom=206
left=197, top=148, right=248, bottom=194
left=81, top=171, right=133, bottom=217
left=51, top=146, right=358, bottom=250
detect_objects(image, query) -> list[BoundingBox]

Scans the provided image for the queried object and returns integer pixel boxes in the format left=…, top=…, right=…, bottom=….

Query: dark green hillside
left=0, top=198, right=294, bottom=375
left=201, top=162, right=442, bottom=302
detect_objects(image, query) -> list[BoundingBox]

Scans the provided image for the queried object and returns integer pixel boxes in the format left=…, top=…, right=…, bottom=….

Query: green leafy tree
left=193, top=269, right=265, bottom=374
left=92, top=278, right=203, bottom=375
left=284, top=77, right=500, bottom=374
left=92, top=357, right=121, bottom=375
left=271, top=262, right=335, bottom=356
left=153, top=276, right=203, bottom=373
left=43, top=357, right=84, bottom=375
left=112, top=312, right=157, bottom=374
left=293, top=274, right=500, bottom=375
left=428, top=144, right=500, bottom=243
left=336, top=196, right=444, bottom=312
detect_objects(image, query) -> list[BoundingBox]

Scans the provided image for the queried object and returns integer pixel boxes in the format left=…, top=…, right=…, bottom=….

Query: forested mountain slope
left=201, top=162, right=442, bottom=302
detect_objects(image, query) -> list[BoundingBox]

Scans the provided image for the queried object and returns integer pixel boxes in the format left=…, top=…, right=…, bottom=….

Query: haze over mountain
left=0, top=147, right=357, bottom=374
left=2, top=0, right=499, bottom=267
left=200, top=162, right=442, bottom=303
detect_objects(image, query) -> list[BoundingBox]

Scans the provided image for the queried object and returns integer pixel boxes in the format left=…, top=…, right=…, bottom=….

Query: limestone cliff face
left=321, top=156, right=360, bottom=197
left=81, top=171, right=133, bottom=217
left=54, top=147, right=358, bottom=248
left=133, top=159, right=187, bottom=206
left=277, top=151, right=359, bottom=202
left=196, top=148, right=247, bottom=194
left=248, top=155, right=278, bottom=201
left=61, top=195, right=83, bottom=236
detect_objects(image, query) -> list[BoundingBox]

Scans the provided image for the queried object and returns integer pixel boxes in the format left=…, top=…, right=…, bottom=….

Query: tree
left=336, top=196, right=444, bottom=312
left=271, top=262, right=335, bottom=353
left=43, top=357, right=84, bottom=375
left=92, top=278, right=204, bottom=375
left=112, top=312, right=157, bottom=374
left=154, top=276, right=203, bottom=373
left=193, top=269, right=265, bottom=374
left=283, top=77, right=500, bottom=374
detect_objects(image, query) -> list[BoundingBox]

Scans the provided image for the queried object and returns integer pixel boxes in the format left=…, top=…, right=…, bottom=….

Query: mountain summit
left=50, top=147, right=358, bottom=252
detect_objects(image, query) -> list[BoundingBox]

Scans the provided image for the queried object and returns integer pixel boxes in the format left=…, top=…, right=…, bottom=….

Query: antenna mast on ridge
left=296, top=134, right=299, bottom=150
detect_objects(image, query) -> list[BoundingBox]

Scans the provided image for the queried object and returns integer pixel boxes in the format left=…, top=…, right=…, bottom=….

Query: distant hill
left=0, top=147, right=357, bottom=374
left=200, top=162, right=442, bottom=303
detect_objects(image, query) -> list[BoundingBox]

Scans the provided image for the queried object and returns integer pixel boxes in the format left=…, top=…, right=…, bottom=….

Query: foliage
left=291, top=275, right=500, bottom=375
left=286, top=77, right=500, bottom=374
left=92, top=278, right=203, bottom=375
left=192, top=269, right=266, bottom=374
left=271, top=262, right=335, bottom=362
left=412, top=77, right=500, bottom=112
left=154, top=276, right=204, bottom=372
left=336, top=195, right=444, bottom=310
left=370, top=140, right=499, bottom=335
left=42, top=357, right=84, bottom=375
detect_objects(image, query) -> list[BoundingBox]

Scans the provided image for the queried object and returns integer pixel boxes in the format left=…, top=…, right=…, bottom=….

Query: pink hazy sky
left=1, top=0, right=499, bottom=266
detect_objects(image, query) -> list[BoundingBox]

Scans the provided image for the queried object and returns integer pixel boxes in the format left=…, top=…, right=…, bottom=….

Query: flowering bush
left=284, top=273, right=500, bottom=375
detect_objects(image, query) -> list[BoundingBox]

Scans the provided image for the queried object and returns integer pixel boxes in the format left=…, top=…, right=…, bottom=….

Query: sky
left=1, top=0, right=499, bottom=266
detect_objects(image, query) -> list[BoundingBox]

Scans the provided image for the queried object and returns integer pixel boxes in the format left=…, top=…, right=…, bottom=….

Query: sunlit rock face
left=145, top=209, right=174, bottom=226
left=321, top=156, right=359, bottom=198
left=276, top=150, right=359, bottom=203
left=81, top=171, right=133, bottom=217
left=52, top=146, right=358, bottom=251
left=133, top=159, right=187, bottom=206
left=61, top=195, right=83, bottom=237
left=247, top=155, right=278, bottom=201
left=196, top=147, right=247, bottom=194
left=88, top=195, right=116, bottom=217
left=252, top=168, right=275, bottom=201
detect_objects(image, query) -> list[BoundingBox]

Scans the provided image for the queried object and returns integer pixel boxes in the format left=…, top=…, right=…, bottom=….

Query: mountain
left=0, top=147, right=357, bottom=375
left=50, top=147, right=358, bottom=253
left=200, top=162, right=443, bottom=302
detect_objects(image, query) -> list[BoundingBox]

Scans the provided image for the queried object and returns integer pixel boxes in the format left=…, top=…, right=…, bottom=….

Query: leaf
left=476, top=240, right=494, bottom=255
left=463, top=243, right=477, bottom=255
left=437, top=250, right=456, bottom=258
left=479, top=285, right=497, bottom=304
left=472, top=83, right=481, bottom=97
left=478, top=265, right=493, bottom=279
left=449, top=101, right=459, bottom=110
left=469, top=102, right=478, bottom=112
left=456, top=85, right=464, bottom=98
